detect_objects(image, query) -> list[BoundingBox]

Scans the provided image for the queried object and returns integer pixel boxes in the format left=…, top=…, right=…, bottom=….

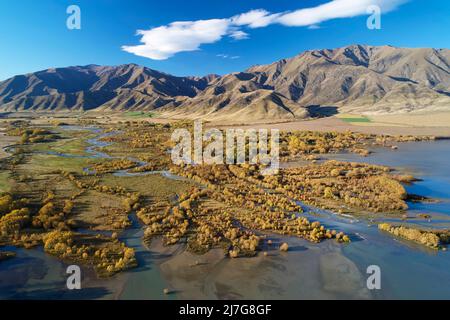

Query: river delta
left=0, top=119, right=449, bottom=299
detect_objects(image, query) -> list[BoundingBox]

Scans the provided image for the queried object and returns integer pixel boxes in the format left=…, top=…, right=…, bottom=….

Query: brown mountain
left=0, top=64, right=215, bottom=112
left=0, top=45, right=449, bottom=121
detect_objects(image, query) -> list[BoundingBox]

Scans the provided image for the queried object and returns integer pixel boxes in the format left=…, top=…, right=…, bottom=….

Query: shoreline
left=147, top=233, right=372, bottom=300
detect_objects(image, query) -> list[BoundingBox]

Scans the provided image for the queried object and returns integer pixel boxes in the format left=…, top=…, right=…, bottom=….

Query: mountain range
left=0, top=45, right=449, bottom=121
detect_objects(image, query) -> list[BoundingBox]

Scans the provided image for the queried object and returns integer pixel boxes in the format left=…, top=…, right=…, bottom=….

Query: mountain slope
left=0, top=45, right=449, bottom=120
left=242, top=45, right=450, bottom=115
left=161, top=72, right=309, bottom=121
left=0, top=64, right=213, bottom=112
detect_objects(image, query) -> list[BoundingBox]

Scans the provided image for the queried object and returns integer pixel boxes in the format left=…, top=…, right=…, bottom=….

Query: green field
left=339, top=115, right=372, bottom=123
left=124, top=111, right=155, bottom=118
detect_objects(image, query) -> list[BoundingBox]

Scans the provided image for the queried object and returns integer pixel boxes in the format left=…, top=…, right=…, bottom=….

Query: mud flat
left=213, top=116, right=450, bottom=137
left=367, top=112, right=450, bottom=128
left=3, top=112, right=450, bottom=137
left=156, top=235, right=370, bottom=300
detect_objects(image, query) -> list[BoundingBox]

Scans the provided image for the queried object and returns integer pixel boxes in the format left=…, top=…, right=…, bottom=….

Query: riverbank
left=0, top=132, right=19, bottom=159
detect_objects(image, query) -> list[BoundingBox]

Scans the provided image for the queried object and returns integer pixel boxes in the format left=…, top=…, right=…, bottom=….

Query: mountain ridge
left=1, top=44, right=449, bottom=121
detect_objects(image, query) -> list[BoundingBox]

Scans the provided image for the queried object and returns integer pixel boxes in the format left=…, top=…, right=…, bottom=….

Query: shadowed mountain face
left=0, top=64, right=216, bottom=112
left=1, top=45, right=449, bottom=121
left=242, top=45, right=450, bottom=117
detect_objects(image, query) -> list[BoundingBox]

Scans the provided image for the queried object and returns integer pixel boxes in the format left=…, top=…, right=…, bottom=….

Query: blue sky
left=0, top=0, right=449, bottom=80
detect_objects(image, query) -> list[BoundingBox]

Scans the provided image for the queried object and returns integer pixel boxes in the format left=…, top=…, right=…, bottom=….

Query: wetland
left=0, top=118, right=449, bottom=299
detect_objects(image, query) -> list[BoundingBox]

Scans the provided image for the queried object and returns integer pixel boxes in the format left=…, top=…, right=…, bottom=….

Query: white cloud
left=231, top=9, right=281, bottom=28
left=123, top=0, right=407, bottom=60
left=229, top=30, right=249, bottom=40
left=217, top=54, right=240, bottom=59
left=122, top=19, right=230, bottom=60
left=276, top=0, right=405, bottom=26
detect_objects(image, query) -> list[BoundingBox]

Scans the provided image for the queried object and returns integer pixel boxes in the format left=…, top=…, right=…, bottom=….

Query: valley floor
left=3, top=111, right=450, bottom=137
left=0, top=113, right=449, bottom=299
left=211, top=112, right=450, bottom=137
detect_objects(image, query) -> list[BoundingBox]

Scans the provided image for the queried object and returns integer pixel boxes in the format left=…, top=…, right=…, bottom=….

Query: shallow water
left=114, top=214, right=174, bottom=300
left=326, top=140, right=450, bottom=220
left=322, top=140, right=450, bottom=299
left=0, top=126, right=171, bottom=299
left=1, top=129, right=449, bottom=299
